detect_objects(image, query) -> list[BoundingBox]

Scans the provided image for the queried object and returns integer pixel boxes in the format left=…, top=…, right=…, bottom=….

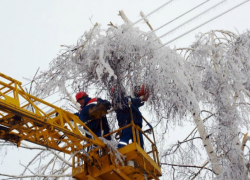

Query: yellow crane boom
left=0, top=72, right=161, bottom=180
left=0, top=72, right=104, bottom=153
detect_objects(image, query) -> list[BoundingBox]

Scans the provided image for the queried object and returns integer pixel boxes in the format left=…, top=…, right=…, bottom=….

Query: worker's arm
left=74, top=112, right=80, bottom=117
left=79, top=107, right=91, bottom=123
left=131, top=97, right=144, bottom=108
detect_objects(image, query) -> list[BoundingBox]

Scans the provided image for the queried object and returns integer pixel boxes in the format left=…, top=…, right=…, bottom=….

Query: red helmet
left=75, top=91, right=88, bottom=102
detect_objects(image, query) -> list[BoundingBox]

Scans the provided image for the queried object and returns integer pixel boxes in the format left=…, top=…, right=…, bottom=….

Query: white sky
left=0, top=0, right=250, bottom=178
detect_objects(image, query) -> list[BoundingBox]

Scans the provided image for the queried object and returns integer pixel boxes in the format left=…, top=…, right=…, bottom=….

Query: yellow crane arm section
left=0, top=72, right=105, bottom=154
left=0, top=72, right=162, bottom=180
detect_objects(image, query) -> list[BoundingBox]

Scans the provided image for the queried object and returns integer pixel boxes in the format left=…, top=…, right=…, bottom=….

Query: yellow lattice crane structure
left=0, top=72, right=161, bottom=180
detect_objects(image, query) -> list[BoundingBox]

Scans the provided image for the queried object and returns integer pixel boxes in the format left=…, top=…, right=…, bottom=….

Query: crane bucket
left=0, top=72, right=161, bottom=180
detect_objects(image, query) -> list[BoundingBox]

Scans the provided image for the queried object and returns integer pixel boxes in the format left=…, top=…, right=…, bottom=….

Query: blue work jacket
left=79, top=97, right=110, bottom=133
left=115, top=96, right=144, bottom=127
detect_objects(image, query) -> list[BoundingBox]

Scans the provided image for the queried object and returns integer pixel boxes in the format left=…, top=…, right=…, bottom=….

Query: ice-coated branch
left=161, top=161, right=212, bottom=172
left=190, top=161, right=210, bottom=180
left=0, top=173, right=71, bottom=179
left=20, top=150, right=45, bottom=176
left=50, top=150, right=72, bottom=167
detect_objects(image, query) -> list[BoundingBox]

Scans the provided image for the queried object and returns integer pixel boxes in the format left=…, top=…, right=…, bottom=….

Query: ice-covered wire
left=155, top=0, right=227, bottom=41
left=146, top=0, right=211, bottom=38
left=158, top=0, right=250, bottom=48
left=123, top=0, right=178, bottom=31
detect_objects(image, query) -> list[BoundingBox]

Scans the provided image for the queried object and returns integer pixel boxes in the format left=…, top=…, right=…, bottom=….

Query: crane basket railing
left=102, top=118, right=160, bottom=166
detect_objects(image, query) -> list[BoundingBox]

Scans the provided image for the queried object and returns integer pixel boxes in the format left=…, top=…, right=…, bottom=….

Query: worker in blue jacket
left=75, top=91, right=111, bottom=140
left=111, top=85, right=149, bottom=149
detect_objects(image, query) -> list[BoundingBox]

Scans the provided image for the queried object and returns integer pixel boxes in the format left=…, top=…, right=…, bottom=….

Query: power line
left=156, top=0, right=227, bottom=41
left=124, top=0, right=178, bottom=31
left=146, top=0, right=211, bottom=38
left=138, top=0, right=227, bottom=47
left=158, top=0, right=250, bottom=48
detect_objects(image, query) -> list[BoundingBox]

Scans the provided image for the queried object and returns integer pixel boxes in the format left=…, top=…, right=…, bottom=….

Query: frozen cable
left=156, top=0, right=227, bottom=41
left=158, top=0, right=250, bottom=48
left=123, top=0, right=177, bottom=31
left=147, top=0, right=211, bottom=37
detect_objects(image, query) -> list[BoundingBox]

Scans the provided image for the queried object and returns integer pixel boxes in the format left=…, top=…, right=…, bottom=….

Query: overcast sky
left=0, top=0, right=250, bottom=177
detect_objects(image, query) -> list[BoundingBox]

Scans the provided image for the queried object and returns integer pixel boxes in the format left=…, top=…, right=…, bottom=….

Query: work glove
left=137, top=84, right=150, bottom=101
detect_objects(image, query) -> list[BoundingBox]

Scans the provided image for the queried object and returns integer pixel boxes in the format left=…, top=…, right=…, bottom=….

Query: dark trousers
left=118, top=123, right=144, bottom=149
